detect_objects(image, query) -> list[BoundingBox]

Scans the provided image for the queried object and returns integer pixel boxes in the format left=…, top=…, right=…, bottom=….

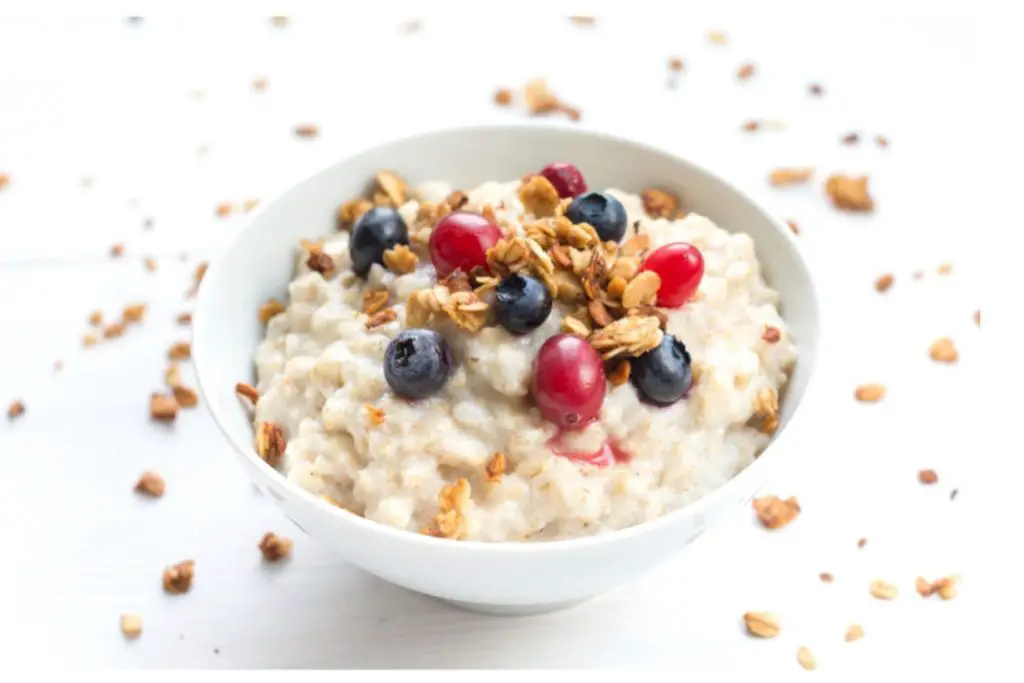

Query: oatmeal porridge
left=251, top=164, right=796, bottom=542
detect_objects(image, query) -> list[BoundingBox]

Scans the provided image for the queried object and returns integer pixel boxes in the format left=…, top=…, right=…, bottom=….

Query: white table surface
left=0, top=7, right=993, bottom=671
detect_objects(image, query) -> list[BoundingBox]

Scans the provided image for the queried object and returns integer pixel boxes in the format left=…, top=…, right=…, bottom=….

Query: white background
left=0, top=3, right=999, bottom=672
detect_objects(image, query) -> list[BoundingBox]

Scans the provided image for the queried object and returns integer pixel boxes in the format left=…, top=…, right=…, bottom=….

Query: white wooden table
left=0, top=8, right=989, bottom=671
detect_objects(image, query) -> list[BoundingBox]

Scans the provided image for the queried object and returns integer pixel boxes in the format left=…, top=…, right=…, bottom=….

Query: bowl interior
left=194, top=124, right=819, bottom=520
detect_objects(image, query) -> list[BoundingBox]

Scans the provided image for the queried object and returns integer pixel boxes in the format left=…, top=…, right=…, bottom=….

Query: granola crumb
left=365, top=404, right=386, bottom=427
left=172, top=385, right=199, bottom=409
left=608, top=359, right=632, bottom=386
left=168, top=341, right=191, bottom=361
left=809, top=83, right=824, bottom=96
left=215, top=202, right=233, bottom=218
left=306, top=251, right=335, bottom=277
left=819, top=572, right=834, bottom=583
left=150, top=393, right=178, bottom=422
left=875, top=135, right=890, bottom=149
left=270, top=16, right=289, bottom=27
left=83, top=332, right=99, bottom=348
left=737, top=63, right=756, bottom=80
left=294, top=123, right=319, bottom=138
left=874, top=273, right=894, bottom=293
left=668, top=56, right=684, bottom=73
left=937, top=262, right=953, bottom=275
left=761, top=325, right=782, bottom=343
left=382, top=244, right=419, bottom=274
left=752, top=495, right=801, bottom=529
left=494, top=88, right=513, bottom=107
left=252, top=76, right=268, bottom=92
left=519, top=175, right=561, bottom=217
left=235, top=382, right=259, bottom=405
left=743, top=612, right=781, bottom=638
left=120, top=614, right=143, bottom=639
left=786, top=220, right=800, bottom=235
left=143, top=257, right=157, bottom=273
left=768, top=168, right=814, bottom=187
left=854, top=383, right=886, bottom=403
left=256, top=422, right=285, bottom=466
left=259, top=298, right=286, bottom=324
left=825, top=174, right=874, bottom=212
left=103, top=321, right=126, bottom=339
left=641, top=188, right=680, bottom=218
left=485, top=452, right=507, bottom=482
left=797, top=646, right=816, bottom=671
left=928, top=337, right=958, bottom=363
left=0, top=173, right=9, bottom=190
left=6, top=400, right=25, bottom=420
left=162, top=560, right=195, bottom=594
left=88, top=310, right=104, bottom=326
left=123, top=303, right=146, bottom=324
left=708, top=30, right=728, bottom=44
left=857, top=537, right=867, bottom=549
left=134, top=471, right=165, bottom=497
left=918, top=469, right=938, bottom=484
left=110, top=243, right=125, bottom=258
left=842, top=132, right=860, bottom=145
left=243, top=198, right=260, bottom=213
left=258, top=532, right=294, bottom=562
left=845, top=624, right=865, bottom=642
left=523, top=78, right=580, bottom=121
left=741, top=119, right=761, bottom=133
left=869, top=579, right=898, bottom=600
left=569, top=16, right=596, bottom=26
left=365, top=308, right=397, bottom=330
left=916, top=576, right=958, bottom=600
left=973, top=309, right=980, bottom=327
left=177, top=312, right=192, bottom=325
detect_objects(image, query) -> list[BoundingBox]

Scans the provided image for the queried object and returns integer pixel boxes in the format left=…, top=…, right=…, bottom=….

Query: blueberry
left=565, top=191, right=628, bottom=242
left=494, top=274, right=553, bottom=335
left=384, top=329, right=453, bottom=400
left=349, top=207, right=409, bottom=277
left=630, top=334, right=692, bottom=405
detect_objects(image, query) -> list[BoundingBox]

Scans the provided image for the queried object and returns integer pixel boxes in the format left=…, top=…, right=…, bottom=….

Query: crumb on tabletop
left=786, top=220, right=800, bottom=235
left=708, top=30, right=728, bottom=44
left=973, top=309, right=980, bottom=326
left=270, top=16, right=289, bottom=27
left=857, top=537, right=867, bottom=548
left=768, top=168, right=814, bottom=187
left=668, top=56, right=684, bottom=73
left=110, top=243, right=125, bottom=258
left=808, top=83, right=824, bottom=96
left=752, top=495, right=800, bottom=529
left=134, top=471, right=165, bottom=497
left=869, top=579, right=897, bottom=600
left=120, top=614, right=143, bottom=639
left=737, top=63, right=756, bottom=80
left=172, top=385, right=199, bottom=409
left=123, top=302, right=146, bottom=324
left=569, top=16, right=596, bottom=26
left=937, top=262, right=953, bottom=275
left=875, top=134, right=890, bottom=148
left=928, top=337, right=958, bottom=363
left=143, top=257, right=157, bottom=272
left=825, top=174, right=874, bottom=212
left=6, top=400, right=26, bottom=420
left=177, top=312, right=192, bottom=325
left=918, top=469, right=938, bottom=484
left=741, top=120, right=761, bottom=133
left=819, top=572, right=834, bottom=583
left=742, top=611, right=781, bottom=638
left=845, top=624, right=865, bottom=642
left=235, top=382, right=259, bottom=405
left=398, top=18, right=422, bottom=34
left=493, top=88, right=513, bottom=107
left=168, top=341, right=192, bottom=361
left=215, top=202, right=233, bottom=218
left=796, top=647, right=816, bottom=671
left=0, top=173, right=10, bottom=190
left=88, top=310, right=104, bottom=326
left=103, top=321, right=126, bottom=339
left=150, top=393, right=178, bottom=422
left=162, top=560, right=195, bottom=594
left=294, top=123, right=319, bottom=138
left=252, top=76, right=268, bottom=92
left=842, top=132, right=860, bottom=145
left=874, top=273, right=894, bottom=293
left=854, top=383, right=886, bottom=402
left=258, top=532, right=294, bottom=562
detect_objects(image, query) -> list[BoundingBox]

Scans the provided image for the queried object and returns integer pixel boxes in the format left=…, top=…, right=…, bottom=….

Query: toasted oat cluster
left=248, top=164, right=796, bottom=542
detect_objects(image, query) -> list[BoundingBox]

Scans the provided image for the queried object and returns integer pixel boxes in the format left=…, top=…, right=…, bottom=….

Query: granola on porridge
left=250, top=162, right=796, bottom=542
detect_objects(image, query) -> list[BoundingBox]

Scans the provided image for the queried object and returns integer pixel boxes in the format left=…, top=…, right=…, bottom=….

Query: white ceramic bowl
left=193, top=124, right=820, bottom=615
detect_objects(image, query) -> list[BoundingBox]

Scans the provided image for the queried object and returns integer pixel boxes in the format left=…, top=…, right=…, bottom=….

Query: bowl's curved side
left=193, top=124, right=821, bottom=606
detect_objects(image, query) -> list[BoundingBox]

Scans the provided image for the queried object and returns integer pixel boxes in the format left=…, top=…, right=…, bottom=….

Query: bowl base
left=438, top=596, right=591, bottom=616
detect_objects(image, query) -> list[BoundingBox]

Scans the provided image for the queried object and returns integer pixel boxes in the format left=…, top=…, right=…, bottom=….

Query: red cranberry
left=428, top=211, right=502, bottom=278
left=639, top=242, right=704, bottom=308
left=531, top=334, right=606, bottom=430
left=540, top=162, right=588, bottom=199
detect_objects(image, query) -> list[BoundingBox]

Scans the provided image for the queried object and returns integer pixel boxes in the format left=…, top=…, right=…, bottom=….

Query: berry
left=383, top=329, right=453, bottom=400
left=494, top=274, right=553, bottom=334
left=630, top=334, right=692, bottom=406
left=428, top=211, right=502, bottom=278
left=349, top=207, right=410, bottom=277
left=639, top=242, right=704, bottom=308
left=565, top=191, right=628, bottom=242
left=540, top=162, right=588, bottom=198
left=532, top=334, right=606, bottom=430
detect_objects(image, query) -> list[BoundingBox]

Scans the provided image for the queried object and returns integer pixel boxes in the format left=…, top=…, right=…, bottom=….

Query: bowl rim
left=193, top=122, right=821, bottom=555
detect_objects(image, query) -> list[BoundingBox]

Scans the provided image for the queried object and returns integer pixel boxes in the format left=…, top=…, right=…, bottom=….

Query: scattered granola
left=256, top=422, right=286, bottom=466
left=569, top=15, right=596, bottom=25
left=365, top=404, right=386, bottom=427
left=365, top=308, right=398, bottom=330
left=83, top=332, right=99, bottom=348
left=168, top=342, right=191, bottom=361
left=485, top=452, right=507, bottom=482
left=120, top=614, right=143, bottom=639
left=177, top=312, right=192, bottom=325
left=916, top=576, right=958, bottom=600
left=668, top=56, right=684, bottom=73
left=88, top=310, right=104, bottom=326
left=270, top=16, right=289, bottom=27
left=589, top=315, right=663, bottom=360
left=494, top=88, right=513, bottom=106
left=123, top=303, right=146, bottom=323
left=6, top=400, right=25, bottom=420
left=918, top=469, right=938, bottom=484
left=235, top=382, right=259, bottom=405
left=819, top=572, right=834, bottom=583
left=143, top=257, right=157, bottom=273
left=869, top=579, right=898, bottom=600
left=741, top=120, right=761, bottom=133
left=150, top=393, right=178, bottom=422
left=762, top=326, right=782, bottom=343
left=104, top=321, right=126, bottom=339
left=524, top=78, right=580, bottom=121
left=786, top=220, right=800, bottom=235
left=162, top=560, right=195, bottom=594
left=708, top=30, right=728, bottom=44
left=845, top=624, right=865, bottom=642
left=854, top=383, right=886, bottom=403
left=0, top=173, right=9, bottom=190
left=874, top=273, right=894, bottom=293
left=259, top=298, right=286, bottom=324
left=641, top=188, right=681, bottom=218
left=858, top=537, right=868, bottom=549
left=215, top=202, right=233, bottom=218
left=737, top=63, right=756, bottom=80
left=875, top=135, right=890, bottom=149
left=258, top=532, right=294, bottom=562
left=382, top=244, right=418, bottom=274
left=134, top=471, right=165, bottom=497
left=743, top=612, right=781, bottom=638
left=973, top=310, right=980, bottom=327
left=797, top=647, right=816, bottom=671
left=769, top=168, right=814, bottom=187
left=808, top=83, right=824, bottom=96
left=172, top=386, right=199, bottom=409
left=243, top=198, right=260, bottom=212
left=928, top=337, right=958, bottom=363
left=110, top=243, right=125, bottom=258
left=937, top=262, right=953, bottom=275
left=841, top=132, right=860, bottom=145
left=306, top=251, right=335, bottom=277
left=752, top=495, right=801, bottom=529
left=825, top=175, right=874, bottom=212
left=294, top=124, right=319, bottom=138
left=519, top=175, right=561, bottom=217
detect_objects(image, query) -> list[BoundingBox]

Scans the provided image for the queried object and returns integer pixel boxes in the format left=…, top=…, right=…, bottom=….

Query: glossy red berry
left=639, top=242, right=704, bottom=308
left=539, top=162, right=588, bottom=198
left=532, top=334, right=606, bottom=430
left=428, top=211, right=502, bottom=278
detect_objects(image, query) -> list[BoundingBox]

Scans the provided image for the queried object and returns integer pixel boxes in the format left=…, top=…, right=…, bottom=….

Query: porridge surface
left=253, top=177, right=796, bottom=542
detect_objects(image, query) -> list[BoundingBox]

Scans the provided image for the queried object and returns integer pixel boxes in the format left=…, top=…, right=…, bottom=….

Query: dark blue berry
left=384, top=329, right=453, bottom=400
left=565, top=191, right=628, bottom=242
left=630, top=334, right=692, bottom=405
left=349, top=207, right=409, bottom=277
left=494, top=274, right=553, bottom=335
